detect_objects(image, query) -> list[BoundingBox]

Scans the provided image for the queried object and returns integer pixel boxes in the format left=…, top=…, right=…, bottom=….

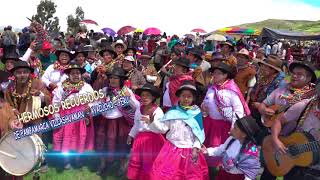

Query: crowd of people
left=0, top=22, right=319, bottom=180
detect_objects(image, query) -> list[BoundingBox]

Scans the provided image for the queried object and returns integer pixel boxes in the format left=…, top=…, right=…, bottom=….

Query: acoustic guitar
left=262, top=132, right=320, bottom=176
left=261, top=104, right=290, bottom=127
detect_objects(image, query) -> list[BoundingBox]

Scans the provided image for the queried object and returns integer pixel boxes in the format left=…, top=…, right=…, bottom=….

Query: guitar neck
left=291, top=141, right=320, bottom=155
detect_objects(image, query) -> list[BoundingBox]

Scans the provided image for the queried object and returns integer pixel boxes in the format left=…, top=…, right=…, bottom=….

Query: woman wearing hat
left=220, top=41, right=237, bottom=66
left=137, top=54, right=161, bottom=88
left=96, top=67, right=139, bottom=176
left=122, top=55, right=146, bottom=91
left=202, top=116, right=261, bottom=180
left=52, top=63, right=95, bottom=169
left=90, top=46, right=117, bottom=90
left=41, top=48, right=73, bottom=91
left=73, top=46, right=92, bottom=82
left=201, top=62, right=251, bottom=171
left=162, top=57, right=193, bottom=112
left=234, top=48, right=257, bottom=99
left=127, top=83, right=165, bottom=180
left=142, top=81, right=209, bottom=180
left=124, top=47, right=137, bottom=57
left=0, top=51, right=20, bottom=92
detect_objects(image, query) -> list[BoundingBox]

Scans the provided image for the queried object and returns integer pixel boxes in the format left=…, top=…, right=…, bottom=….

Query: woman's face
left=69, top=69, right=82, bottom=83
left=5, top=59, right=15, bottom=71
left=103, top=51, right=113, bottom=64
left=140, top=91, right=154, bottom=106
left=126, top=50, right=134, bottom=56
left=115, top=45, right=125, bottom=55
left=59, top=52, right=70, bottom=65
left=179, top=90, right=194, bottom=106
left=76, top=53, right=86, bottom=65
left=109, top=75, right=121, bottom=88
left=211, top=69, right=228, bottom=84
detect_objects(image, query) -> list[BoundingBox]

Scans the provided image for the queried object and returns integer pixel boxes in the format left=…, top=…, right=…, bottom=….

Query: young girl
left=143, top=81, right=209, bottom=180
left=127, top=83, right=165, bottom=180
left=202, top=115, right=261, bottom=180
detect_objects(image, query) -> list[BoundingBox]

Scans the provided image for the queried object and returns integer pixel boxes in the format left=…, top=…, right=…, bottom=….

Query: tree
left=67, top=6, right=85, bottom=35
left=32, top=0, right=60, bottom=33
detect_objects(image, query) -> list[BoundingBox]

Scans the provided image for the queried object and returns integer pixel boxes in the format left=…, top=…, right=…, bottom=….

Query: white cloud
left=1, top=0, right=320, bottom=36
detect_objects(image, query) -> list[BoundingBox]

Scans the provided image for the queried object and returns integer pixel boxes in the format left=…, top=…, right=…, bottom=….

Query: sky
left=1, top=0, right=320, bottom=36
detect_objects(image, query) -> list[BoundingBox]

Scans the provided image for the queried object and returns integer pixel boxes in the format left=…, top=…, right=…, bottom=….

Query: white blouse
left=149, top=118, right=201, bottom=149
left=41, top=64, right=68, bottom=87
left=129, top=106, right=164, bottom=138
left=100, top=87, right=139, bottom=119
left=162, top=82, right=172, bottom=107
left=207, top=137, right=253, bottom=179
left=203, top=87, right=245, bottom=126
left=52, top=83, right=95, bottom=107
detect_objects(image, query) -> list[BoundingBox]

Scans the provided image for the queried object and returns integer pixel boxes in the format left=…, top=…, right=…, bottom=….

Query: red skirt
left=127, top=131, right=165, bottom=180
left=215, top=169, right=245, bottom=180
left=203, top=117, right=231, bottom=167
left=95, top=116, right=131, bottom=161
left=150, top=141, right=209, bottom=180
left=0, top=168, right=23, bottom=180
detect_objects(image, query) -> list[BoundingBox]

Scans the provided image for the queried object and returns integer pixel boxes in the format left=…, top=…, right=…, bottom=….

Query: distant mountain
left=234, top=19, right=320, bottom=34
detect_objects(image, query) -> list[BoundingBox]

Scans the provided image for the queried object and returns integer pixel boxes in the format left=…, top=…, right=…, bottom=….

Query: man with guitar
left=258, top=61, right=317, bottom=180
left=269, top=79, right=320, bottom=180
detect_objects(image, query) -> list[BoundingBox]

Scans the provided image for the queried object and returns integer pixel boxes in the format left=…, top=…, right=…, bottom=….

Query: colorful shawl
left=161, top=105, right=205, bottom=143
left=168, top=74, right=193, bottom=106
left=223, top=142, right=260, bottom=179
left=212, top=79, right=251, bottom=117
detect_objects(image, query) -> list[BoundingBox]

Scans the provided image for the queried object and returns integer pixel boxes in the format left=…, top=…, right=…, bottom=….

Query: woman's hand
left=192, top=148, right=199, bottom=163
left=10, top=119, right=23, bottom=130
left=127, top=136, right=133, bottom=145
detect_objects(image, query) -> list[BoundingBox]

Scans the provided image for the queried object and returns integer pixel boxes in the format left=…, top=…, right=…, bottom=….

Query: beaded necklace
left=53, top=61, right=69, bottom=72
left=61, top=79, right=85, bottom=100
left=11, top=79, right=33, bottom=109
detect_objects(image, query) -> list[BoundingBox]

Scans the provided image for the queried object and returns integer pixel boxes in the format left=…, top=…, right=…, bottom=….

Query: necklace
left=281, top=84, right=316, bottom=105
left=11, top=79, right=33, bottom=109
left=61, top=79, right=85, bottom=100
left=53, top=61, right=69, bottom=72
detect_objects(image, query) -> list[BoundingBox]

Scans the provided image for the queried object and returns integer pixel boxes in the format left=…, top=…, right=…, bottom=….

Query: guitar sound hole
left=288, top=145, right=300, bottom=157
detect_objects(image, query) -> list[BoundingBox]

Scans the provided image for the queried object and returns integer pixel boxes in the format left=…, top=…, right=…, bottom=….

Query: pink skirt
left=203, top=117, right=231, bottom=167
left=150, top=141, right=209, bottom=180
left=127, top=131, right=165, bottom=180
left=53, top=107, right=94, bottom=153
left=215, top=169, right=244, bottom=180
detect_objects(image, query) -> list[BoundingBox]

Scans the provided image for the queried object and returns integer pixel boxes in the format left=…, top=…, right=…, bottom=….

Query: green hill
left=235, top=19, right=320, bottom=34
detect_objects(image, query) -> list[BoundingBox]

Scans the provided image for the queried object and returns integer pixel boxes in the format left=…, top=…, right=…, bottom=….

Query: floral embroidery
left=61, top=79, right=85, bottom=101
left=53, top=61, right=69, bottom=72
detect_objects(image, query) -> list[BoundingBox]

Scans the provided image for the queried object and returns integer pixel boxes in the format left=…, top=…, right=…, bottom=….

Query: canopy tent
left=260, top=27, right=320, bottom=41
left=217, top=27, right=260, bottom=35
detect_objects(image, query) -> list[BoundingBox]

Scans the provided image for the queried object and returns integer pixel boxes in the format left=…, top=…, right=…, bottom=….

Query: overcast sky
left=1, top=0, right=320, bottom=35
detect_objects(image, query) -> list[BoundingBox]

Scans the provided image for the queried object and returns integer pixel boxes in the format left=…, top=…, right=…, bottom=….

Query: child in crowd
left=142, top=80, right=209, bottom=180
left=127, top=83, right=165, bottom=180
left=202, top=115, right=261, bottom=180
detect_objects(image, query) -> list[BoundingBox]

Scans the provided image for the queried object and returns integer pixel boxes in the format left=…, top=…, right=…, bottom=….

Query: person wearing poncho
left=144, top=81, right=209, bottom=180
